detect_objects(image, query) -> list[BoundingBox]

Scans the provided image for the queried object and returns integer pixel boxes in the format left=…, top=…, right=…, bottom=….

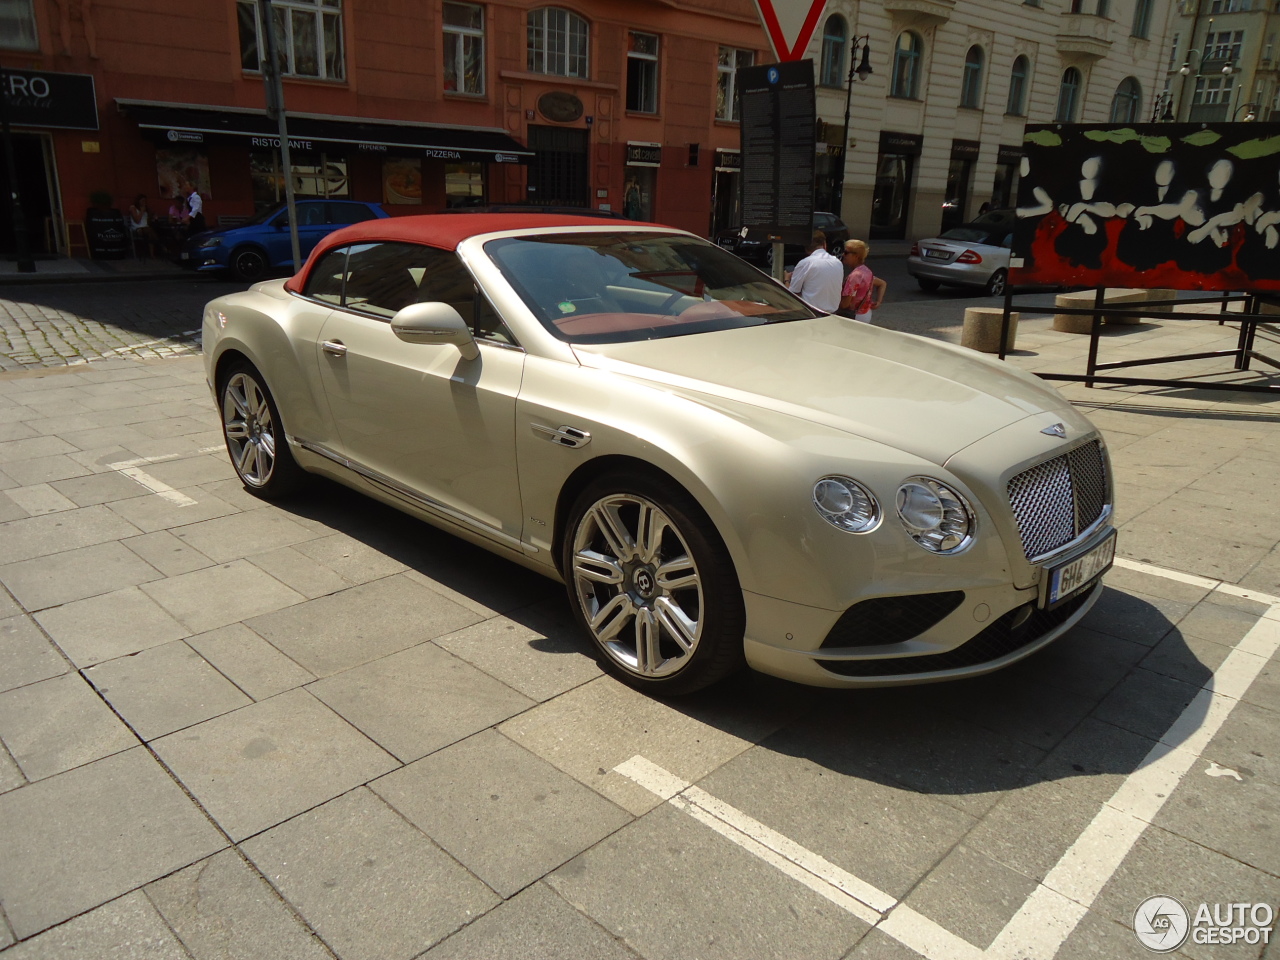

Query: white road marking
left=105, top=445, right=224, bottom=507
left=615, top=560, right=1280, bottom=960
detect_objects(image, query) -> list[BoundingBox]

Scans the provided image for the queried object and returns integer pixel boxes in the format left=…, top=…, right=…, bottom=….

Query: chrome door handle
left=322, top=340, right=347, bottom=357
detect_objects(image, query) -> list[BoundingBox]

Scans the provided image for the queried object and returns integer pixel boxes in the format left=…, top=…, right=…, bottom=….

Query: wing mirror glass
left=390, top=302, right=479, bottom=360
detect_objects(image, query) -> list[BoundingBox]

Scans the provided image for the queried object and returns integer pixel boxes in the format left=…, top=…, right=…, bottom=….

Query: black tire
left=561, top=470, right=746, bottom=695
left=218, top=360, right=306, bottom=499
left=916, top=278, right=942, bottom=293
left=984, top=268, right=1009, bottom=297
left=230, top=246, right=269, bottom=283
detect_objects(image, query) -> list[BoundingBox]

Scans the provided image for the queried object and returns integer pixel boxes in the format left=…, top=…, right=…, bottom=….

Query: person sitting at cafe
left=127, top=194, right=158, bottom=258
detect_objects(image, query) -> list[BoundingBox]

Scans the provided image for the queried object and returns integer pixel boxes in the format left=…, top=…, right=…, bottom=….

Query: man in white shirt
left=785, top=231, right=843, bottom=314
left=184, top=181, right=206, bottom=235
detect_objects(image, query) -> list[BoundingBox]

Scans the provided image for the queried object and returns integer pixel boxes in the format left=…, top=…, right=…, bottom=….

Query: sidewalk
left=0, top=256, right=190, bottom=284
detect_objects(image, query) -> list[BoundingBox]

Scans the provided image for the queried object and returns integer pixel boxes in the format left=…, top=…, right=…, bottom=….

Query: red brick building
left=1, top=0, right=770, bottom=257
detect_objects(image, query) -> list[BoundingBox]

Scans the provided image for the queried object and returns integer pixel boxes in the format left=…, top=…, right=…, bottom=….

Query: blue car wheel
left=231, top=246, right=268, bottom=283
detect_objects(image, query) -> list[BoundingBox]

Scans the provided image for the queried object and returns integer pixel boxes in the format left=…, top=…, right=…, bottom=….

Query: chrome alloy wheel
left=570, top=494, right=703, bottom=678
left=221, top=371, right=278, bottom=487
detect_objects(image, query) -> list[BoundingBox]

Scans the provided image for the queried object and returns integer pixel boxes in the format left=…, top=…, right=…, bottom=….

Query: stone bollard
left=962, top=307, right=1019, bottom=353
left=1053, top=290, right=1096, bottom=333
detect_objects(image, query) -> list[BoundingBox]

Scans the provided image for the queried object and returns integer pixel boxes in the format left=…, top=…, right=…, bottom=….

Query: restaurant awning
left=117, top=99, right=532, bottom=165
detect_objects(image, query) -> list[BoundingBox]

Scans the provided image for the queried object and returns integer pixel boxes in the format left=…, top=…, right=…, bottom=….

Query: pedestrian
left=785, top=230, right=843, bottom=314
left=183, top=180, right=206, bottom=236
left=839, top=239, right=887, bottom=323
left=127, top=194, right=158, bottom=258
left=623, top=175, right=642, bottom=220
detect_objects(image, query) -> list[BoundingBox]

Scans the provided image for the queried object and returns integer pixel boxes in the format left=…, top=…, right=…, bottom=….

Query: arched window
left=820, top=15, right=847, bottom=87
left=1006, top=55, right=1030, bottom=115
left=1055, top=67, right=1082, bottom=121
left=1132, top=0, right=1154, bottom=37
left=1110, top=77, right=1142, bottom=121
left=960, top=46, right=984, bottom=108
left=891, top=31, right=922, bottom=99
left=526, top=8, right=589, bottom=78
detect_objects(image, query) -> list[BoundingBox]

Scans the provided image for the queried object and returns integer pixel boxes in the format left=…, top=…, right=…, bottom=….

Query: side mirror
left=390, top=302, right=479, bottom=360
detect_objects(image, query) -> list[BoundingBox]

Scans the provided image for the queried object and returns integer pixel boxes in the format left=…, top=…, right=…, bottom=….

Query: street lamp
left=1234, top=101, right=1259, bottom=121
left=833, top=35, right=872, bottom=219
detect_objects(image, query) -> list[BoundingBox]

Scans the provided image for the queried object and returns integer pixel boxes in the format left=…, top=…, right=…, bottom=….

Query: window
left=1209, top=0, right=1243, bottom=11
left=1110, top=77, right=1142, bottom=120
left=820, top=15, right=847, bottom=86
left=1096, top=0, right=1109, bottom=17
left=328, top=202, right=378, bottom=224
left=1055, top=67, right=1082, bottom=121
left=443, top=2, right=484, bottom=95
left=1193, top=74, right=1235, bottom=103
left=305, top=246, right=348, bottom=304
left=237, top=0, right=345, bottom=81
left=526, top=8, right=588, bottom=78
left=960, top=46, right=984, bottom=107
left=890, top=32, right=922, bottom=99
left=1167, top=33, right=1181, bottom=70
left=1205, top=30, right=1244, bottom=61
left=0, top=0, right=37, bottom=50
left=250, top=153, right=349, bottom=211
left=716, top=47, right=754, bottom=120
left=627, top=31, right=659, bottom=113
left=445, top=162, right=485, bottom=207
left=1132, top=0, right=1154, bottom=37
left=1007, top=55, right=1030, bottom=115
left=1069, top=0, right=1084, bottom=12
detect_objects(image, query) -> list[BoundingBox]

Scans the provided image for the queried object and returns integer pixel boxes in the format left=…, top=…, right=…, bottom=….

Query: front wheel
left=219, top=362, right=305, bottom=499
left=984, top=268, right=1009, bottom=297
left=230, top=247, right=268, bottom=283
left=562, top=472, right=746, bottom=694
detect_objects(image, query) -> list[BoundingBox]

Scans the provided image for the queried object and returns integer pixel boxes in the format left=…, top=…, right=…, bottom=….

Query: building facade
left=1163, top=0, right=1280, bottom=123
left=0, top=0, right=1176, bottom=260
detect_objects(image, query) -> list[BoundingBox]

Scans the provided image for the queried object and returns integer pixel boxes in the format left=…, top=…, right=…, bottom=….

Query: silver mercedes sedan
left=202, top=214, right=1115, bottom=694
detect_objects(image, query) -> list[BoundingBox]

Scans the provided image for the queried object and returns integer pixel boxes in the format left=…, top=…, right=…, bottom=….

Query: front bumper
left=740, top=522, right=1113, bottom=687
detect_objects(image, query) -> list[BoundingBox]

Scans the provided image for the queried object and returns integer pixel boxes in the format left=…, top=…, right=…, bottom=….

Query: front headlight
left=813, top=476, right=880, bottom=533
left=198, top=238, right=222, bottom=249
left=896, top=477, right=975, bottom=553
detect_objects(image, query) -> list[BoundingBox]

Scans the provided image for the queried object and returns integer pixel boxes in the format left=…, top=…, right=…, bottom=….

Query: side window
left=474, top=294, right=517, bottom=345
left=299, top=203, right=326, bottom=226
left=343, top=242, right=434, bottom=318
left=305, top=246, right=348, bottom=304
left=328, top=203, right=377, bottom=224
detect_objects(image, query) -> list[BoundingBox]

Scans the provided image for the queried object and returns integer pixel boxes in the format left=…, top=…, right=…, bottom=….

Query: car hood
left=571, top=316, right=1077, bottom=465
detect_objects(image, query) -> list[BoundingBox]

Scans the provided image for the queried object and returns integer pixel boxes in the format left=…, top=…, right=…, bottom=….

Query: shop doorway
left=0, top=133, right=58, bottom=257
left=870, top=153, right=913, bottom=239
left=527, top=125, right=588, bottom=207
left=943, top=157, right=973, bottom=231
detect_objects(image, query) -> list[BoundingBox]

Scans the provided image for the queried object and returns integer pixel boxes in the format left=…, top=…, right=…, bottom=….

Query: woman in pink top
left=839, top=239, right=887, bottom=323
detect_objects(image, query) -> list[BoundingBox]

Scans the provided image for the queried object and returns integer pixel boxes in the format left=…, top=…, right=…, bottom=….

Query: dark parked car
left=714, top=211, right=850, bottom=268
left=182, top=200, right=389, bottom=282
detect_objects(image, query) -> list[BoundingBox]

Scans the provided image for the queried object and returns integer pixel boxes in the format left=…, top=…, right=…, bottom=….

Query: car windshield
left=484, top=232, right=819, bottom=344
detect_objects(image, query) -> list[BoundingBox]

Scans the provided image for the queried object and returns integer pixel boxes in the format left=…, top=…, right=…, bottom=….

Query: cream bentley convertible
left=202, top=214, right=1115, bottom=694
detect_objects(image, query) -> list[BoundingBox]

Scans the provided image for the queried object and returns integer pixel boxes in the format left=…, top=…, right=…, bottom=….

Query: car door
left=314, top=240, right=526, bottom=544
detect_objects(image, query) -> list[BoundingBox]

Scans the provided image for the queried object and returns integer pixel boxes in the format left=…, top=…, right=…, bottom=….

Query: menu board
left=738, top=61, right=815, bottom=246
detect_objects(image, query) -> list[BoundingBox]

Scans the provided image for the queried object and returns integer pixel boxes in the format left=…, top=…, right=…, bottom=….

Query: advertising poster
left=383, top=158, right=423, bottom=205
left=156, top=149, right=211, bottom=200
left=1012, top=123, right=1280, bottom=292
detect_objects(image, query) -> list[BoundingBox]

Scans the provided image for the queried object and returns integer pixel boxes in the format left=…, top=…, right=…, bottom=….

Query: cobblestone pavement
left=0, top=279, right=243, bottom=371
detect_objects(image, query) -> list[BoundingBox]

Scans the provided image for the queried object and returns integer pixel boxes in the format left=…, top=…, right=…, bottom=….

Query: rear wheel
left=916, top=278, right=942, bottom=293
left=230, top=247, right=268, bottom=283
left=984, top=268, right=1009, bottom=297
left=563, top=471, right=746, bottom=694
left=218, top=361, right=305, bottom=499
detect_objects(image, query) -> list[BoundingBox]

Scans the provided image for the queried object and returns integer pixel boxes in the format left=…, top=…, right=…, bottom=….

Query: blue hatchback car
left=182, top=200, right=389, bottom=282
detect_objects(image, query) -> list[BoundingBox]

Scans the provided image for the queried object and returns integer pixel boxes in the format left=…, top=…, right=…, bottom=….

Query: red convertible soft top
left=284, top=213, right=651, bottom=293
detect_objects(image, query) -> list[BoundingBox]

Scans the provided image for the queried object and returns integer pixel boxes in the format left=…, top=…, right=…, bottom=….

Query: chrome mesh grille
left=1007, top=440, right=1108, bottom=560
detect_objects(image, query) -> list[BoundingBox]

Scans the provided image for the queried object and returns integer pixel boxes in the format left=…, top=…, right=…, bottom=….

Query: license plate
left=180, top=252, right=189, bottom=260
left=925, top=249, right=951, bottom=260
left=1045, top=532, right=1116, bottom=607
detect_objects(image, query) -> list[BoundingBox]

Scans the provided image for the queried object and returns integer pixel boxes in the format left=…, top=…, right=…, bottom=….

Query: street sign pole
left=261, top=0, right=301, bottom=271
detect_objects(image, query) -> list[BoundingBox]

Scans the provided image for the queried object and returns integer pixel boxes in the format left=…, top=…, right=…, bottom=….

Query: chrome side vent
left=532, top=423, right=591, bottom=448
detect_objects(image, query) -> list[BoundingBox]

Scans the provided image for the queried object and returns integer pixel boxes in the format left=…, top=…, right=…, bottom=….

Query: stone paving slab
left=0, top=308, right=1277, bottom=959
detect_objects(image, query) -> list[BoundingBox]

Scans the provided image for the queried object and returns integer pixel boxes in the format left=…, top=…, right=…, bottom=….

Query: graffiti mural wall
left=1011, top=123, right=1280, bottom=292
